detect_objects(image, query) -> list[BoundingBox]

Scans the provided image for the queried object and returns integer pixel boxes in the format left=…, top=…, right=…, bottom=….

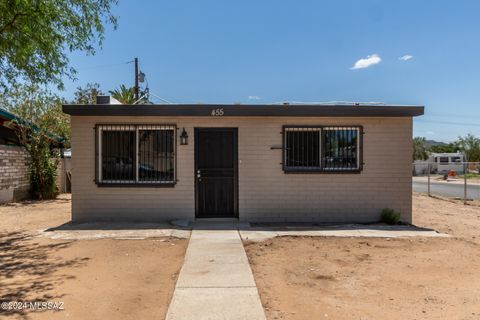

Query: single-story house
left=430, top=152, right=466, bottom=174
left=413, top=152, right=466, bottom=175
left=62, top=101, right=424, bottom=223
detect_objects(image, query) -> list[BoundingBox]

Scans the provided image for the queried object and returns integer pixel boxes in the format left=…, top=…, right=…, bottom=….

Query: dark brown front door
left=195, top=128, right=238, bottom=218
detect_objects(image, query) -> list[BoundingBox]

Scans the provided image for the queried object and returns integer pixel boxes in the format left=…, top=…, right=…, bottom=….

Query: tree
left=109, top=84, right=135, bottom=104
left=73, top=83, right=103, bottom=104
left=429, top=142, right=459, bottom=154
left=413, top=137, right=428, bottom=160
left=0, top=0, right=118, bottom=91
left=456, top=134, right=480, bottom=162
left=0, top=84, right=70, bottom=199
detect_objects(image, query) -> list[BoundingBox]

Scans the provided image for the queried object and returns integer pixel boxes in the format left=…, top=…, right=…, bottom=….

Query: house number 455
left=211, top=108, right=224, bottom=116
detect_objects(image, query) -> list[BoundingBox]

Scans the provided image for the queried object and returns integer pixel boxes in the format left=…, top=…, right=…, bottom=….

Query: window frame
left=95, top=124, right=177, bottom=187
left=282, top=125, right=363, bottom=173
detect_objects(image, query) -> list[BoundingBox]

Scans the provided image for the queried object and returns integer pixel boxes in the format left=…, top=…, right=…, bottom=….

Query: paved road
left=413, top=180, right=480, bottom=200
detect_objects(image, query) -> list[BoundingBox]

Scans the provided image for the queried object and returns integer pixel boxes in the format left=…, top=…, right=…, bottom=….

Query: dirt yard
left=245, top=193, right=480, bottom=320
left=413, top=192, right=480, bottom=244
left=0, top=195, right=187, bottom=320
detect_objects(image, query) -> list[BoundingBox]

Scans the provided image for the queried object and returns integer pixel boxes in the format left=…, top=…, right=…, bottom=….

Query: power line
left=426, top=112, right=480, bottom=120
left=416, top=119, right=480, bottom=126
left=148, top=91, right=174, bottom=104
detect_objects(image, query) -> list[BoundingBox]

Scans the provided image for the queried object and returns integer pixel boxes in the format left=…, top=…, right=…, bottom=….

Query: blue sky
left=62, top=0, right=480, bottom=142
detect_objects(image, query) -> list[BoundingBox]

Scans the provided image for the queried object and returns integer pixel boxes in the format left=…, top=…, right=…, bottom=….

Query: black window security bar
left=283, top=126, right=362, bottom=173
left=284, top=127, right=321, bottom=170
left=96, top=124, right=176, bottom=186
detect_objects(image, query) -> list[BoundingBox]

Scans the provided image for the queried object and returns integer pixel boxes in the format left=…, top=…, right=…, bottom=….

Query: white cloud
left=350, top=54, right=381, bottom=70
left=399, top=54, right=413, bottom=61
left=248, top=95, right=260, bottom=100
left=426, top=131, right=435, bottom=135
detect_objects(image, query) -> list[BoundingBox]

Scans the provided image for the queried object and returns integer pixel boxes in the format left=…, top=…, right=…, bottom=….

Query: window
left=284, top=127, right=321, bottom=169
left=283, top=126, right=362, bottom=172
left=101, top=128, right=136, bottom=181
left=450, top=156, right=461, bottom=163
left=439, top=157, right=449, bottom=164
left=96, top=124, right=176, bottom=185
left=323, top=127, right=360, bottom=171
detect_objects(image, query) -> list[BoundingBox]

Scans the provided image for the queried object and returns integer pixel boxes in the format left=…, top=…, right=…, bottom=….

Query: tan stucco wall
left=71, top=116, right=413, bottom=223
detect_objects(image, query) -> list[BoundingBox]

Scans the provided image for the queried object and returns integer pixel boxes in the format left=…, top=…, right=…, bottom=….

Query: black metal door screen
left=195, top=128, right=238, bottom=218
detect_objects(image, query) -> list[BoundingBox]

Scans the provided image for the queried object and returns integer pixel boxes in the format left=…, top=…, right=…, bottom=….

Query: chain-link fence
left=412, top=161, right=480, bottom=204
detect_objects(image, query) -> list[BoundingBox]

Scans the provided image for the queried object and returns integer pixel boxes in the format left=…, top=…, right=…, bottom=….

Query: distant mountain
left=425, top=140, right=448, bottom=148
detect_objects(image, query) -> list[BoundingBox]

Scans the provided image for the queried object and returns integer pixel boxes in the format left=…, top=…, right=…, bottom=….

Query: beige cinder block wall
left=71, top=116, right=413, bottom=223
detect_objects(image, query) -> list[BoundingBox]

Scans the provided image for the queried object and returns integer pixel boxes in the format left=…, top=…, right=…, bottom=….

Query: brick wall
left=0, top=145, right=30, bottom=203
left=71, top=116, right=413, bottom=223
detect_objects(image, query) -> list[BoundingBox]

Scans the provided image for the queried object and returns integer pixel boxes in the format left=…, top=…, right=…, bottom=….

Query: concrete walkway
left=240, top=224, right=448, bottom=242
left=40, top=222, right=190, bottom=240
left=166, top=225, right=266, bottom=320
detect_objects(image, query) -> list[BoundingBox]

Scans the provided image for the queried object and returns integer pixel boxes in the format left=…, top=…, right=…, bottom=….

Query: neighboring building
left=0, top=108, right=30, bottom=203
left=430, top=152, right=465, bottom=173
left=0, top=107, right=67, bottom=203
left=0, top=108, right=21, bottom=145
left=63, top=102, right=424, bottom=224
left=413, top=152, right=466, bottom=175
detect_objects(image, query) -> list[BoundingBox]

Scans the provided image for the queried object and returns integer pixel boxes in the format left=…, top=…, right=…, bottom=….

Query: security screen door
left=194, top=128, right=238, bottom=218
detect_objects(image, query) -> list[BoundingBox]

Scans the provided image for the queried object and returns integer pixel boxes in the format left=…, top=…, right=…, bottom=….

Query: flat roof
left=431, top=153, right=464, bottom=157
left=62, top=104, right=424, bottom=117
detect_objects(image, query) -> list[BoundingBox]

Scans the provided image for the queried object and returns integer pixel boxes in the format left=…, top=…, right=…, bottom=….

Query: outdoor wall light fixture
left=180, top=128, right=189, bottom=145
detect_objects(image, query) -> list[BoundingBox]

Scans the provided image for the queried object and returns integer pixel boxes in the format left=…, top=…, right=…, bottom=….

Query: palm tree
left=109, top=85, right=135, bottom=104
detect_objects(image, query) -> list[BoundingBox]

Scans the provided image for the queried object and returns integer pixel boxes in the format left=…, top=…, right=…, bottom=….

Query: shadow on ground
left=188, top=221, right=439, bottom=233
left=247, top=223, right=437, bottom=232
left=0, top=231, right=89, bottom=319
left=0, top=197, right=71, bottom=208
left=45, top=221, right=182, bottom=232
left=45, top=221, right=438, bottom=233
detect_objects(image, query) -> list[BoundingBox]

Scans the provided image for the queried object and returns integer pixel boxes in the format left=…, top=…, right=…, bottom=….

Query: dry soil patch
left=413, top=192, right=480, bottom=244
left=0, top=195, right=188, bottom=320
left=245, top=236, right=480, bottom=320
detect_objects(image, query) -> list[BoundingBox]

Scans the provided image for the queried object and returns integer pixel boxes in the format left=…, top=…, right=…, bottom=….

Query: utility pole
left=134, top=57, right=139, bottom=101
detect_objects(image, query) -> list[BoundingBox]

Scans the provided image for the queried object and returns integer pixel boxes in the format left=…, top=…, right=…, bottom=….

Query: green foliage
left=108, top=84, right=153, bottom=104
left=73, top=82, right=103, bottom=104
left=381, top=208, right=401, bottom=225
left=429, top=142, right=459, bottom=154
left=109, top=84, right=135, bottom=104
left=1, top=84, right=70, bottom=146
left=0, top=0, right=118, bottom=91
left=26, top=133, right=59, bottom=200
left=458, top=173, right=480, bottom=180
left=1, top=84, right=69, bottom=199
left=456, top=134, right=480, bottom=162
left=416, top=135, right=480, bottom=162
left=413, top=137, right=428, bottom=160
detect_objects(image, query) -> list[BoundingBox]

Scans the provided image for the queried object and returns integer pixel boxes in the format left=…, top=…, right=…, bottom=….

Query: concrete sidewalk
left=41, top=222, right=190, bottom=240
left=240, top=224, right=449, bottom=242
left=166, top=226, right=266, bottom=320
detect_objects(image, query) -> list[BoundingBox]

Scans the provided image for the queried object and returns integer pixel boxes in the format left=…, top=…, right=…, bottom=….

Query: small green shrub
left=381, top=208, right=401, bottom=225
